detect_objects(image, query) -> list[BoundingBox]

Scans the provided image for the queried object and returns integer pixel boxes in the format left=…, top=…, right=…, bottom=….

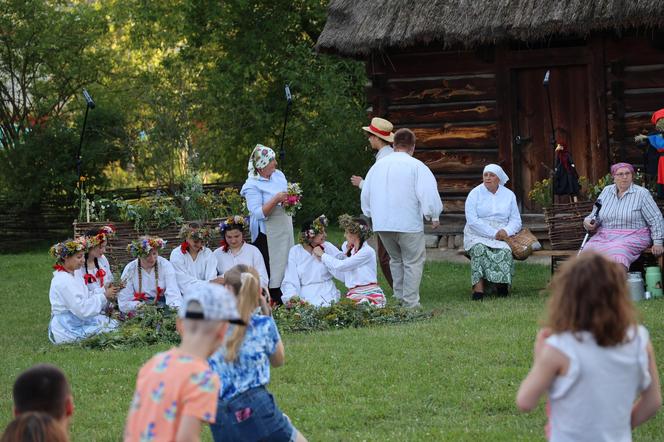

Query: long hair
left=546, top=252, right=637, bottom=346
left=223, top=264, right=261, bottom=362
left=83, top=228, right=100, bottom=276
left=0, top=412, right=69, bottom=442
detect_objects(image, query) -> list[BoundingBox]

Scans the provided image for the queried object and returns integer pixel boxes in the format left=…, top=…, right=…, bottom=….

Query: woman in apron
left=240, top=144, right=294, bottom=304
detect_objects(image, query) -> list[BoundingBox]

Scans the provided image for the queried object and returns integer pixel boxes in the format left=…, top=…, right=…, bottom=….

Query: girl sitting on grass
left=75, top=225, right=116, bottom=294
left=313, top=214, right=386, bottom=307
left=208, top=264, right=306, bottom=442
left=48, top=238, right=117, bottom=344
left=516, top=252, right=661, bottom=440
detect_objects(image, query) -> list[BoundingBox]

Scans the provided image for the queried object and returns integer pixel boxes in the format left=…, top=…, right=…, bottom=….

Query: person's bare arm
left=631, top=342, right=662, bottom=428
left=269, top=340, right=285, bottom=367
left=175, top=415, right=202, bottom=442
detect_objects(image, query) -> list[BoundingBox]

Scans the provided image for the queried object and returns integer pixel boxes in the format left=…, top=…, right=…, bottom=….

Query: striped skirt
left=346, top=283, right=386, bottom=307
left=583, top=227, right=651, bottom=268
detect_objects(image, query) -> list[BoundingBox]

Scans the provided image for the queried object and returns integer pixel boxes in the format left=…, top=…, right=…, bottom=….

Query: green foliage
left=586, top=173, right=613, bottom=200
left=117, top=193, right=184, bottom=232
left=273, top=297, right=434, bottom=333
left=527, top=178, right=552, bottom=208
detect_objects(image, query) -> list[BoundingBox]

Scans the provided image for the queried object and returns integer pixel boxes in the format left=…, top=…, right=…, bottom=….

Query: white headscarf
left=483, top=164, right=509, bottom=185
left=247, top=144, right=276, bottom=179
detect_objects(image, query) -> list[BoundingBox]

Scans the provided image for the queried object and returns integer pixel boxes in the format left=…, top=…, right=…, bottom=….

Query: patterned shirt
left=124, top=348, right=220, bottom=442
left=586, top=184, right=664, bottom=245
left=208, top=315, right=280, bottom=401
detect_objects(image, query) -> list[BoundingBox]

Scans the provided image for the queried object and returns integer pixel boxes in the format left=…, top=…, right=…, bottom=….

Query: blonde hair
left=224, top=264, right=261, bottom=362
left=546, top=252, right=637, bottom=347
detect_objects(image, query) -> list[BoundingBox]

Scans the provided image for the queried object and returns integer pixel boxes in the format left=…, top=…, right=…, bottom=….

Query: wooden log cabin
left=316, top=0, right=664, bottom=214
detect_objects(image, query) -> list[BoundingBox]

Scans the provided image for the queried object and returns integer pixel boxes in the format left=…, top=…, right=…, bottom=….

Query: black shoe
left=472, top=292, right=484, bottom=301
left=496, top=284, right=509, bottom=297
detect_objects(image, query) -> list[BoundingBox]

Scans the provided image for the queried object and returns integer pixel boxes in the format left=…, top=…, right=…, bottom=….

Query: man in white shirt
left=351, top=117, right=395, bottom=288
left=361, top=128, right=443, bottom=308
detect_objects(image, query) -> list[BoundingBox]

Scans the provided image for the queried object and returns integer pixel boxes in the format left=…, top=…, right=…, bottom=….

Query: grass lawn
left=1, top=249, right=663, bottom=441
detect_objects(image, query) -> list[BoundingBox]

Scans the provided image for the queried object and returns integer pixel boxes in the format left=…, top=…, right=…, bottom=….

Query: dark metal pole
left=543, top=70, right=557, bottom=205
left=279, top=84, right=292, bottom=163
left=76, top=104, right=90, bottom=192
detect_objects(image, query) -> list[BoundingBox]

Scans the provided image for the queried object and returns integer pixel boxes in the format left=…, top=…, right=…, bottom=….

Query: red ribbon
left=53, top=264, right=67, bottom=272
left=368, top=124, right=391, bottom=137
left=155, top=286, right=164, bottom=304
left=133, top=292, right=148, bottom=301
left=83, top=273, right=97, bottom=284
left=180, top=242, right=189, bottom=254
left=95, top=268, right=106, bottom=287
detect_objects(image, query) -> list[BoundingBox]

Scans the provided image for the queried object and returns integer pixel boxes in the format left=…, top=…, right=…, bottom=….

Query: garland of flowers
left=49, top=238, right=86, bottom=264
left=178, top=224, right=215, bottom=242
left=127, top=237, right=166, bottom=258
left=218, top=215, right=248, bottom=252
left=85, top=225, right=116, bottom=250
left=300, top=214, right=328, bottom=244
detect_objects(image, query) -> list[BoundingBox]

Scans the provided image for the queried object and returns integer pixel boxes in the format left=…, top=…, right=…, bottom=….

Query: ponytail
left=224, top=264, right=261, bottom=362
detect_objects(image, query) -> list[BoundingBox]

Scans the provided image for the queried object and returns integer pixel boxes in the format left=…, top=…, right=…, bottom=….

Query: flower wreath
left=178, top=224, right=214, bottom=242
left=218, top=215, right=248, bottom=252
left=85, top=225, right=116, bottom=251
left=300, top=214, right=328, bottom=244
left=49, top=238, right=86, bottom=265
left=127, top=236, right=166, bottom=259
left=338, top=214, right=373, bottom=241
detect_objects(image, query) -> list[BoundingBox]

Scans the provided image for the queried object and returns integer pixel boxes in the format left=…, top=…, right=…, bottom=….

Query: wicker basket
left=543, top=201, right=594, bottom=250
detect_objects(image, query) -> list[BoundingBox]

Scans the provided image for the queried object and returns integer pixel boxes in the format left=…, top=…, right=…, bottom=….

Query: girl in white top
left=48, top=238, right=118, bottom=344
left=118, top=236, right=182, bottom=313
left=281, top=215, right=341, bottom=307
left=74, top=225, right=116, bottom=294
left=213, top=216, right=269, bottom=289
left=516, top=253, right=661, bottom=442
left=313, top=214, right=385, bottom=307
left=169, top=222, right=219, bottom=296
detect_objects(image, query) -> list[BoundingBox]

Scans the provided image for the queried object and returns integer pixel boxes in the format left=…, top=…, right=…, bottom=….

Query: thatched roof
left=316, top=0, right=664, bottom=57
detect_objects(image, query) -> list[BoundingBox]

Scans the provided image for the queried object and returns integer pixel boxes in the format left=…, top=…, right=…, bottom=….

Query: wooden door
left=512, top=66, right=596, bottom=211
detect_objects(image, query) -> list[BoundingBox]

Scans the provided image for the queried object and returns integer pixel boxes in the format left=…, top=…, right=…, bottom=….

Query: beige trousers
left=377, top=231, right=426, bottom=308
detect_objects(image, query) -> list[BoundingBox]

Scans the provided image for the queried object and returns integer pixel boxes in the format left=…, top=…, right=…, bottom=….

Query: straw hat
left=362, top=117, right=394, bottom=143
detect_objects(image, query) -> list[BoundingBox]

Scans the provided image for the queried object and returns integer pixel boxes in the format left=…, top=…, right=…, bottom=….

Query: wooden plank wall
left=367, top=50, right=498, bottom=212
left=605, top=36, right=664, bottom=168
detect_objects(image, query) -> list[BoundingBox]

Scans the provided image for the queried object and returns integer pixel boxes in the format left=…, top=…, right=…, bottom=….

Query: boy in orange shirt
left=124, top=285, right=244, bottom=442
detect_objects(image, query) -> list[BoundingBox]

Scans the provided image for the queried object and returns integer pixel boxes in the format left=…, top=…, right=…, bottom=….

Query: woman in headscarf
left=463, top=164, right=522, bottom=301
left=582, top=162, right=664, bottom=268
left=240, top=144, right=294, bottom=304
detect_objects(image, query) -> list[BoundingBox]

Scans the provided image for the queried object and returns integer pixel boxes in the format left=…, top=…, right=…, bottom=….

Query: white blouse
left=169, top=246, right=218, bottom=296
left=212, top=243, right=269, bottom=288
left=49, top=270, right=107, bottom=317
left=281, top=242, right=341, bottom=306
left=118, top=256, right=182, bottom=313
left=463, top=183, right=522, bottom=251
left=320, top=241, right=377, bottom=289
left=74, top=254, right=114, bottom=294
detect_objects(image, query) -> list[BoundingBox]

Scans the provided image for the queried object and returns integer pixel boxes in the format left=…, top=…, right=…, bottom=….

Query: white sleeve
left=243, top=185, right=267, bottom=222
left=56, top=278, right=106, bottom=319
left=416, top=164, right=443, bottom=221
left=118, top=262, right=140, bottom=313
left=465, top=188, right=499, bottom=238
left=204, top=250, right=218, bottom=281
left=100, top=255, right=114, bottom=285
left=505, top=193, right=523, bottom=236
left=360, top=168, right=373, bottom=218
left=321, top=246, right=373, bottom=273
left=280, top=247, right=301, bottom=301
left=169, top=249, right=205, bottom=296
left=160, top=259, right=182, bottom=310
left=323, top=241, right=344, bottom=259
left=251, top=247, right=270, bottom=289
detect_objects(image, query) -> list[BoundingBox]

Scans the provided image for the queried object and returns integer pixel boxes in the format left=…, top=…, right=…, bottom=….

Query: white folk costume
left=463, top=164, right=522, bottom=287
left=241, top=145, right=294, bottom=290
left=118, top=256, right=182, bottom=313
left=213, top=242, right=269, bottom=288
left=75, top=254, right=114, bottom=294
left=281, top=242, right=341, bottom=307
left=48, top=270, right=117, bottom=344
left=169, top=244, right=218, bottom=296
left=320, top=241, right=386, bottom=307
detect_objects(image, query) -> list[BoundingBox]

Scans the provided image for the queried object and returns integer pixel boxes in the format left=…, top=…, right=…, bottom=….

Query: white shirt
left=320, top=241, right=377, bottom=289
left=118, top=256, right=182, bottom=313
left=358, top=145, right=394, bottom=189
left=281, top=242, right=341, bottom=306
left=361, top=151, right=443, bottom=232
left=546, top=326, right=652, bottom=442
left=49, top=270, right=107, bottom=318
left=241, top=169, right=289, bottom=242
left=212, top=243, right=269, bottom=288
left=463, top=184, right=522, bottom=250
left=74, top=254, right=114, bottom=294
left=169, top=246, right=218, bottom=296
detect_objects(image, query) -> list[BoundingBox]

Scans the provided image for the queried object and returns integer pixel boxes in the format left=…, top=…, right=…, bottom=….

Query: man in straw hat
left=361, top=128, right=443, bottom=309
left=350, top=117, right=395, bottom=288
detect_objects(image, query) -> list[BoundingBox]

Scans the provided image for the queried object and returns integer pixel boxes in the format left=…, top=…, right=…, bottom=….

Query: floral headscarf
left=247, top=144, right=276, bottom=178
left=300, top=215, right=328, bottom=244
left=127, top=236, right=166, bottom=258
left=49, top=238, right=86, bottom=263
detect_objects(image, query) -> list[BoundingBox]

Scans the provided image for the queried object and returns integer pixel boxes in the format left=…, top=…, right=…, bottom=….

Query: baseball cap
left=179, top=283, right=245, bottom=325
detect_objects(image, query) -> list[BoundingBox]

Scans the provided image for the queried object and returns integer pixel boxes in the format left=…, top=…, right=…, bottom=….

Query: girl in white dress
left=75, top=225, right=116, bottom=294
left=516, top=253, right=661, bottom=441
left=118, top=236, right=182, bottom=313
left=169, top=222, right=219, bottom=296
left=281, top=215, right=341, bottom=307
left=313, top=215, right=385, bottom=307
left=48, top=238, right=118, bottom=344
left=213, top=215, right=269, bottom=290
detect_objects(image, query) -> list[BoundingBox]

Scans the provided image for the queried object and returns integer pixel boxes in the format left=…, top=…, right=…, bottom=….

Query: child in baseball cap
left=124, top=284, right=243, bottom=442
